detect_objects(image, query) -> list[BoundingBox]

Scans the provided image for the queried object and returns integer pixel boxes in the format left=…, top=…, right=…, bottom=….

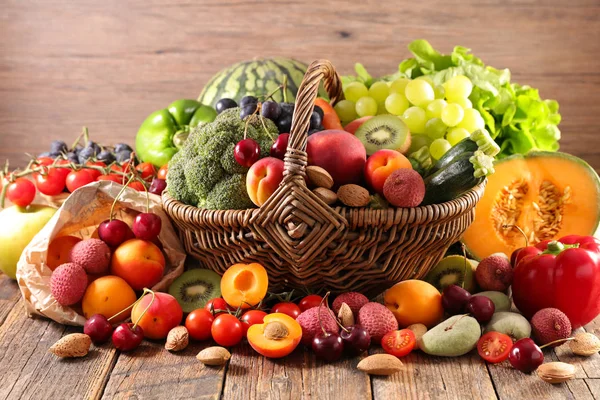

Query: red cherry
left=312, top=332, right=344, bottom=362
left=509, top=338, right=544, bottom=373
left=234, top=138, right=260, bottom=167
left=132, top=213, right=162, bottom=241
left=84, top=314, right=114, bottom=344
left=149, top=178, right=167, bottom=195
left=112, top=323, right=144, bottom=351
left=270, top=133, right=289, bottom=160
left=98, top=219, right=133, bottom=247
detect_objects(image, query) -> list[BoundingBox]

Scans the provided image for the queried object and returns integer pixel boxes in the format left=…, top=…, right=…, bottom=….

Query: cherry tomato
left=36, top=157, right=55, bottom=167
left=136, top=162, right=157, bottom=181
left=65, top=170, right=95, bottom=193
left=6, top=178, right=36, bottom=207
left=96, top=174, right=123, bottom=183
left=477, top=332, right=513, bottom=364
left=127, top=181, right=146, bottom=192
left=85, top=161, right=106, bottom=180
left=185, top=309, right=214, bottom=341
left=299, top=294, right=323, bottom=312
left=205, top=298, right=235, bottom=315
left=240, top=310, right=267, bottom=336
left=157, top=164, right=168, bottom=180
left=271, top=302, right=301, bottom=319
left=211, top=314, right=243, bottom=347
left=381, top=329, right=416, bottom=358
left=34, top=169, right=66, bottom=196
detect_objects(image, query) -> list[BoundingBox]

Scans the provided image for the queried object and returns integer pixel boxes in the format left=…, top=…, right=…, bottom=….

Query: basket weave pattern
left=163, top=60, right=486, bottom=295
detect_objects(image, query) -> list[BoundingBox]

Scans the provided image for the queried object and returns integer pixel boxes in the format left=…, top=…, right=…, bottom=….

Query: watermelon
left=198, top=57, right=322, bottom=107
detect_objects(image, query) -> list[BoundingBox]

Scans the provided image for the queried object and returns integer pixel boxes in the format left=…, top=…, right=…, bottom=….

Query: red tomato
left=477, top=332, right=513, bottom=363
left=271, top=302, right=301, bottom=319
left=6, top=178, right=36, bottom=207
left=157, top=164, right=168, bottom=180
left=205, top=298, right=235, bottom=315
left=36, top=157, right=55, bottom=167
left=34, top=169, right=66, bottom=196
left=65, top=170, right=95, bottom=193
left=298, top=295, right=323, bottom=312
left=185, top=309, right=214, bottom=341
left=240, top=310, right=267, bottom=336
left=381, top=329, right=416, bottom=358
left=211, top=314, right=243, bottom=347
left=85, top=161, right=106, bottom=180
left=96, top=174, right=123, bottom=184
left=54, top=160, right=72, bottom=181
left=127, top=181, right=146, bottom=192
left=136, top=162, right=157, bottom=181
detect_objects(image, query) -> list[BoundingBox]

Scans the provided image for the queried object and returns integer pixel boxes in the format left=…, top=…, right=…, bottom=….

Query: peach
left=246, top=157, right=284, bottom=207
left=46, top=235, right=81, bottom=271
left=82, top=275, right=137, bottom=321
left=344, top=116, right=373, bottom=135
left=247, top=313, right=302, bottom=358
left=221, top=263, right=268, bottom=309
left=307, top=130, right=367, bottom=186
left=110, top=239, right=165, bottom=291
left=365, top=149, right=413, bottom=195
left=131, top=292, right=183, bottom=340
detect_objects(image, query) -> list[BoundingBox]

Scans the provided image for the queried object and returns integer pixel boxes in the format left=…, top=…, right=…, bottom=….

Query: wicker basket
left=162, top=59, right=486, bottom=296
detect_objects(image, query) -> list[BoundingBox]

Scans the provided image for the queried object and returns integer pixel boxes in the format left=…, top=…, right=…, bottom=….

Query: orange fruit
left=383, top=279, right=444, bottom=328
left=82, top=275, right=137, bottom=322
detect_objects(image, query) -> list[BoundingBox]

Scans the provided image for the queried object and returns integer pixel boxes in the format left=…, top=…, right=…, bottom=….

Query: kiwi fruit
left=484, top=312, right=531, bottom=341
left=418, top=315, right=481, bottom=356
left=472, top=291, right=511, bottom=312
left=354, top=115, right=411, bottom=155
left=168, top=269, right=222, bottom=313
left=424, top=255, right=477, bottom=293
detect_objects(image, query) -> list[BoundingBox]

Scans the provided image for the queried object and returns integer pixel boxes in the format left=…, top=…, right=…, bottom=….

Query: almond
left=337, top=184, right=370, bottom=207
left=306, top=166, right=334, bottom=189
left=536, top=362, right=576, bottom=384
left=357, top=353, right=403, bottom=375
left=313, top=187, right=337, bottom=205
left=196, top=346, right=231, bottom=366
left=407, top=323, right=428, bottom=350
left=165, top=326, right=189, bottom=352
left=49, top=333, right=91, bottom=358
left=338, top=302, right=354, bottom=327
left=569, top=332, right=600, bottom=356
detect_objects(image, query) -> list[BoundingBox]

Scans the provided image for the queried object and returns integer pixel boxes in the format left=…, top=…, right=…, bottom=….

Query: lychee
left=50, top=263, right=88, bottom=306
left=332, top=292, right=369, bottom=316
left=531, top=308, right=572, bottom=347
left=382, top=169, right=425, bottom=207
left=475, top=253, right=512, bottom=292
left=69, top=238, right=111, bottom=274
left=296, top=306, right=339, bottom=346
left=357, top=302, right=399, bottom=343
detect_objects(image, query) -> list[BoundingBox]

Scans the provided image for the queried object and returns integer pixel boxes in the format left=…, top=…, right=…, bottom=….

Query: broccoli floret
left=166, top=107, right=279, bottom=210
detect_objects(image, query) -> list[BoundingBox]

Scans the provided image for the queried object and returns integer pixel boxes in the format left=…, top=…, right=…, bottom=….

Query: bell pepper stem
left=543, top=241, right=580, bottom=255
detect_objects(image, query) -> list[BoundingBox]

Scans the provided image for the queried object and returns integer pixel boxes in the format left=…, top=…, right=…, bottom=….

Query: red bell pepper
left=512, top=235, right=600, bottom=328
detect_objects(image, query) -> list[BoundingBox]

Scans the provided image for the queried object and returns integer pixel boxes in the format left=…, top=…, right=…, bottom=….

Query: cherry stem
left=132, top=288, right=155, bottom=330
left=461, top=243, right=468, bottom=290
left=502, top=224, right=529, bottom=247
left=107, top=287, right=151, bottom=323
left=317, top=292, right=331, bottom=336
left=109, top=174, right=135, bottom=221
left=540, top=337, right=575, bottom=349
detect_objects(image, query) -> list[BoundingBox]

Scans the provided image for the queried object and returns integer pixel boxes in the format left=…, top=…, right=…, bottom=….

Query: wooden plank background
left=1, top=0, right=599, bottom=169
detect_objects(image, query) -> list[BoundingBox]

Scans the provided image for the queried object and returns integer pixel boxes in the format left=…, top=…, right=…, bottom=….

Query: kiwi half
left=168, top=269, right=222, bottom=313
left=424, top=255, right=476, bottom=293
left=354, top=115, right=411, bottom=155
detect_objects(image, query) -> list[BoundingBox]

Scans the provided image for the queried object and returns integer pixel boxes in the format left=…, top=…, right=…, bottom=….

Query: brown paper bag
left=16, top=180, right=186, bottom=326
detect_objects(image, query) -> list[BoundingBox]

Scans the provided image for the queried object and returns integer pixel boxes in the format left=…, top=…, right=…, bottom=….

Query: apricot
left=111, top=239, right=165, bottom=291
left=364, top=149, right=412, bottom=195
left=246, top=157, right=284, bottom=207
left=247, top=313, right=302, bottom=358
left=82, top=275, right=137, bottom=322
left=383, top=280, right=444, bottom=328
left=47, top=235, right=81, bottom=271
left=221, top=263, right=268, bottom=309
left=131, top=292, right=183, bottom=340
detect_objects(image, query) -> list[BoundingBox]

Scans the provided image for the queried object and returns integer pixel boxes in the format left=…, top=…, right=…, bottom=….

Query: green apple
left=0, top=205, right=56, bottom=279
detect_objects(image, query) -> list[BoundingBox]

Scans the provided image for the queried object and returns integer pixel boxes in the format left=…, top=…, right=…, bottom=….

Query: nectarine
left=82, top=275, right=137, bottom=322
left=131, top=292, right=183, bottom=340
left=307, top=130, right=366, bottom=186
left=246, top=157, right=284, bottom=207
left=46, top=235, right=81, bottom=271
left=110, top=239, right=165, bottom=291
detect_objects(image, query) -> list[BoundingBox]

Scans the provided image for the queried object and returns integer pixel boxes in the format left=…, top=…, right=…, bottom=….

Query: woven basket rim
left=161, top=179, right=486, bottom=223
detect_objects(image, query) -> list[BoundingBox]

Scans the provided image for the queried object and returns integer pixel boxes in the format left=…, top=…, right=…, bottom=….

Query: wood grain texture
left=0, top=0, right=599, bottom=168
left=101, top=340, right=225, bottom=400
left=0, top=275, right=21, bottom=326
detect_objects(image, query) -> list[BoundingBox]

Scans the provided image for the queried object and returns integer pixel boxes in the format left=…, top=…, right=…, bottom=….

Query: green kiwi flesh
left=168, top=269, right=222, bottom=313
left=354, top=115, right=410, bottom=155
left=424, top=255, right=477, bottom=293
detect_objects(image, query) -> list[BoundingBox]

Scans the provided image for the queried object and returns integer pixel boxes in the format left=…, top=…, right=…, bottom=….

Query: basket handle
left=282, top=59, right=344, bottom=181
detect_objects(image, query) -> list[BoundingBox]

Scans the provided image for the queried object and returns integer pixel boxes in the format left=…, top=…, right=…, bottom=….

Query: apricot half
left=221, top=263, right=268, bottom=309
left=247, top=313, right=302, bottom=358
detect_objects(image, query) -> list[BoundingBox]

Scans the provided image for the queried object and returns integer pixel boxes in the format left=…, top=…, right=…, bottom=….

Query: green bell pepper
left=135, top=99, right=217, bottom=167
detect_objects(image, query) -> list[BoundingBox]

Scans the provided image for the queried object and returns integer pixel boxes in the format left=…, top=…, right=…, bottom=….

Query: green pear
left=0, top=205, right=56, bottom=279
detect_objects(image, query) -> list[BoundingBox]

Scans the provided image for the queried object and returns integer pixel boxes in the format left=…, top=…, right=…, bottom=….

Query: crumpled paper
left=16, top=180, right=186, bottom=326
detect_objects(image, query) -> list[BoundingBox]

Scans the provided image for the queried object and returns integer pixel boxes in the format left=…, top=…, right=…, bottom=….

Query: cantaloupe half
left=463, top=152, right=600, bottom=260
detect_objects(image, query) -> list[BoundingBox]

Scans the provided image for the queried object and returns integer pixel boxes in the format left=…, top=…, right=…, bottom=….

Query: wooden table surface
left=1, top=1, right=600, bottom=399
